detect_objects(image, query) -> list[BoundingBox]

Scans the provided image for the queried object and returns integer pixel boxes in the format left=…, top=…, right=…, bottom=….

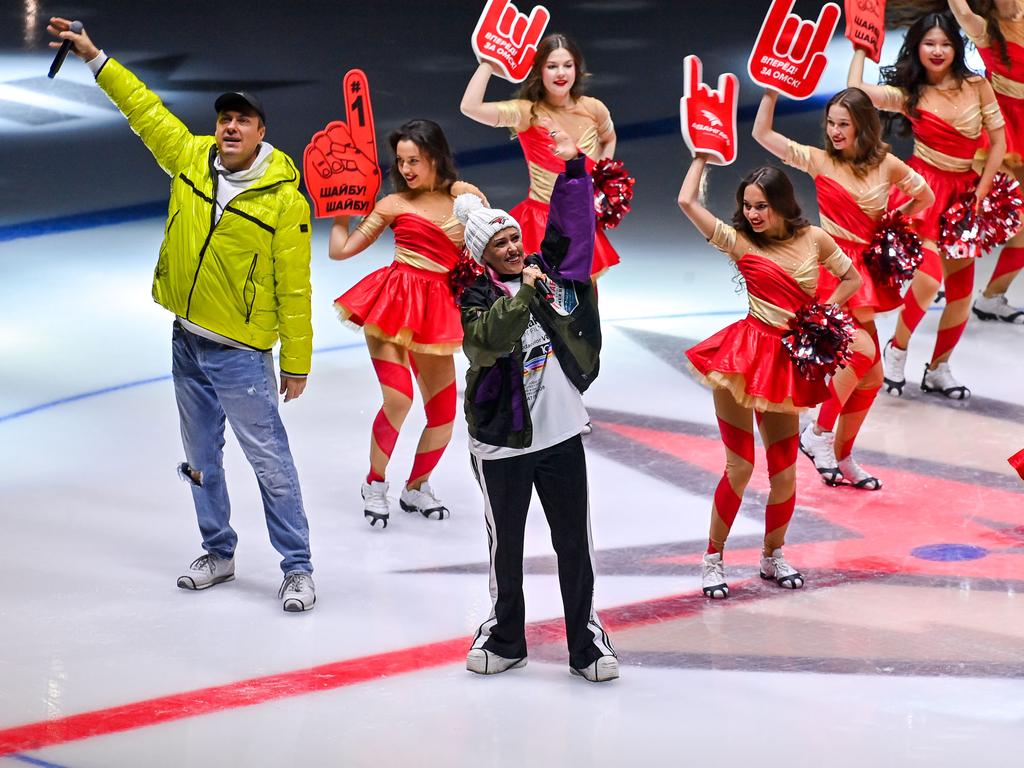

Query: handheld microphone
left=48, top=21, right=83, bottom=79
left=536, top=276, right=555, bottom=302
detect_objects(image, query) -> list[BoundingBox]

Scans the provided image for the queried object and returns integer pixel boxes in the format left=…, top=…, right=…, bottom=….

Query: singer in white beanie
left=455, top=123, right=617, bottom=683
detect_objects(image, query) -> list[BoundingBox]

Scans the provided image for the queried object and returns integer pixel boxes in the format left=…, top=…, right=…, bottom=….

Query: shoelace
left=278, top=573, right=310, bottom=598
left=190, top=554, right=214, bottom=572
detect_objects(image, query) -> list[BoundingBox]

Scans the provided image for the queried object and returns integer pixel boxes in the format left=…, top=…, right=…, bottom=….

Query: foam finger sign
left=680, top=55, right=739, bottom=166
left=303, top=69, right=382, bottom=218
left=748, top=0, right=841, bottom=100
left=472, top=0, right=551, bottom=83
left=845, top=0, right=885, bottom=63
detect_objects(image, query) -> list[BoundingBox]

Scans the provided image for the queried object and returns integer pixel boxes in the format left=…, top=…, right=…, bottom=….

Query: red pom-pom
left=863, top=210, right=924, bottom=290
left=938, top=192, right=981, bottom=260
left=450, top=248, right=483, bottom=300
left=781, top=302, right=856, bottom=381
left=591, top=159, right=634, bottom=231
left=978, top=171, right=1024, bottom=252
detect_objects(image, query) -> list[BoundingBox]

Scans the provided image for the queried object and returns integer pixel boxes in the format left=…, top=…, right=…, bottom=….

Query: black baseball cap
left=214, top=91, right=266, bottom=124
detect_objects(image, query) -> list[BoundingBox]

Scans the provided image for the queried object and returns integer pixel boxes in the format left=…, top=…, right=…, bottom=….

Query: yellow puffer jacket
left=96, top=59, right=313, bottom=375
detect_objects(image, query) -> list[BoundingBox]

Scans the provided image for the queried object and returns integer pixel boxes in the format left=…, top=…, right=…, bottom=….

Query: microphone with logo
left=48, top=21, right=84, bottom=79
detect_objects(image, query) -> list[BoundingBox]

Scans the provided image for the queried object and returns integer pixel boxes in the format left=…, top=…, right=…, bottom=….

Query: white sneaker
left=838, top=455, right=882, bottom=490
left=882, top=338, right=907, bottom=396
left=399, top=481, right=450, bottom=520
left=278, top=572, right=315, bottom=612
left=920, top=362, right=970, bottom=400
left=702, top=552, right=729, bottom=599
left=176, top=552, right=235, bottom=590
left=799, top=423, right=843, bottom=486
left=362, top=480, right=390, bottom=528
left=973, top=292, right=1024, bottom=324
left=570, top=655, right=619, bottom=682
left=466, top=648, right=527, bottom=675
left=759, top=549, right=804, bottom=589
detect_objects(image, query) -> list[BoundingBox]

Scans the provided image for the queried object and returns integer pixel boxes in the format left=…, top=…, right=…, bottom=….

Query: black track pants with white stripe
left=470, top=435, right=615, bottom=670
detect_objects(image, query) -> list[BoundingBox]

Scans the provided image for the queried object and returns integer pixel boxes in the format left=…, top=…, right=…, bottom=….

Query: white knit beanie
left=453, top=193, right=521, bottom=264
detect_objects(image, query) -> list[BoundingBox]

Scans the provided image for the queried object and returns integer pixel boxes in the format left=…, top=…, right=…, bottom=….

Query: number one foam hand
left=747, top=0, right=841, bottom=100
left=680, top=55, right=739, bottom=167
left=472, top=0, right=551, bottom=83
left=303, top=69, right=382, bottom=219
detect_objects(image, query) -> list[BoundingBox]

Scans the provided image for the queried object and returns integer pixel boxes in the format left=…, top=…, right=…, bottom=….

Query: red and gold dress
left=334, top=210, right=466, bottom=355
left=880, top=81, right=1004, bottom=241
left=785, top=140, right=929, bottom=311
left=686, top=220, right=853, bottom=413
left=968, top=7, right=1024, bottom=167
left=493, top=96, right=619, bottom=278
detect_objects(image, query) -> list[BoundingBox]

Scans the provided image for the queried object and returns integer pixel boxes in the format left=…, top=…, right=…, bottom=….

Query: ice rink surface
left=3, top=1, right=1024, bottom=765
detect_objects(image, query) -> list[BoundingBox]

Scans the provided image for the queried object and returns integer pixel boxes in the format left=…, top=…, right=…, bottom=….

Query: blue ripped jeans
left=171, top=322, right=312, bottom=575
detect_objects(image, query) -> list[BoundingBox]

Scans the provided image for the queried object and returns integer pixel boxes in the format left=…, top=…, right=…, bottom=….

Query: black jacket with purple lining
left=459, top=154, right=602, bottom=450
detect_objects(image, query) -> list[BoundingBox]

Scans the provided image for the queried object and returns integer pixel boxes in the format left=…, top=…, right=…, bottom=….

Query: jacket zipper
left=244, top=253, right=258, bottom=324
left=183, top=148, right=297, bottom=320
left=184, top=146, right=220, bottom=320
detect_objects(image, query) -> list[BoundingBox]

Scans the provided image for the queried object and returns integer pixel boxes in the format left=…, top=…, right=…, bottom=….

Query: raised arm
left=677, top=155, right=719, bottom=241
left=328, top=217, right=375, bottom=261
left=461, top=61, right=507, bottom=127
left=329, top=197, right=395, bottom=261
left=752, top=89, right=789, bottom=161
left=947, top=0, right=988, bottom=42
left=848, top=48, right=900, bottom=109
left=47, top=18, right=199, bottom=176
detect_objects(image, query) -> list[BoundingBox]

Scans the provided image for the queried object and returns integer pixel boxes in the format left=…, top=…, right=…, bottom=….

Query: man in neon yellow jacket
left=49, top=18, right=316, bottom=612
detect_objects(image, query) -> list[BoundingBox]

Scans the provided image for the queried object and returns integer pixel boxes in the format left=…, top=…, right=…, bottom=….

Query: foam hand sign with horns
left=680, top=55, right=739, bottom=166
left=747, top=0, right=841, bottom=100
left=845, top=0, right=886, bottom=63
left=303, top=69, right=381, bottom=219
left=472, top=0, right=551, bottom=83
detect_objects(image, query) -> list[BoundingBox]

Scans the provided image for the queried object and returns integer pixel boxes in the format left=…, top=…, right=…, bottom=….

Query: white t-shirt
left=469, top=277, right=589, bottom=460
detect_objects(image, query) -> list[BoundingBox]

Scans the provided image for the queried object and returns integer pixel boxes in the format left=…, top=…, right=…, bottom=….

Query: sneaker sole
left=399, top=500, right=450, bottom=520
left=176, top=573, right=235, bottom=590
left=570, top=657, right=619, bottom=682
left=283, top=595, right=315, bottom=612
left=702, top=583, right=729, bottom=599
left=760, top=571, right=805, bottom=589
left=364, top=510, right=389, bottom=528
left=466, top=650, right=527, bottom=674
left=972, top=306, right=1024, bottom=323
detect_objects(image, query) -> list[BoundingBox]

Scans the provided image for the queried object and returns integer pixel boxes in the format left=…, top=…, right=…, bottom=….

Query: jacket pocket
left=243, top=252, right=258, bottom=324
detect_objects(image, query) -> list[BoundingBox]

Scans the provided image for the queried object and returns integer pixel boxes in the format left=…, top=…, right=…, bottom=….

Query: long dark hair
left=516, top=34, right=589, bottom=126
left=823, top=88, right=891, bottom=175
left=387, top=119, right=458, bottom=193
left=880, top=12, right=974, bottom=136
left=732, top=167, right=811, bottom=248
left=886, top=0, right=1009, bottom=66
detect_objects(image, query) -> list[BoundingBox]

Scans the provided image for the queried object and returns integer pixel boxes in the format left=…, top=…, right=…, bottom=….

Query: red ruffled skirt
left=889, top=158, right=978, bottom=244
left=334, top=262, right=462, bottom=355
left=817, top=237, right=903, bottom=313
left=686, top=315, right=830, bottom=413
left=510, top=197, right=620, bottom=278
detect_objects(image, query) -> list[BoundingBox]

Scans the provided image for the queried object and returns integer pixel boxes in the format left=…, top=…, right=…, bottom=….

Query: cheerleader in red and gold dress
left=330, top=119, right=487, bottom=528
left=754, top=87, right=933, bottom=490
left=678, top=156, right=862, bottom=599
left=948, top=0, right=1024, bottom=322
left=849, top=12, right=1006, bottom=399
left=461, top=34, right=619, bottom=279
